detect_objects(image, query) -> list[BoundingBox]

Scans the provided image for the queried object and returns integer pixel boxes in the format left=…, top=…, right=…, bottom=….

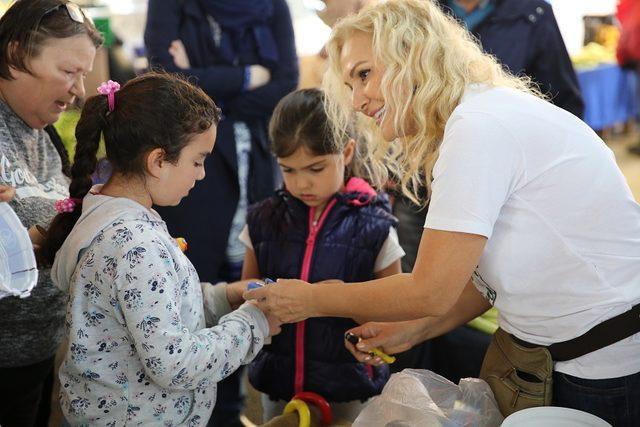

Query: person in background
left=617, top=0, right=640, bottom=155
left=242, top=89, right=403, bottom=422
left=144, top=1, right=298, bottom=425
left=246, top=1, right=640, bottom=424
left=0, top=1, right=102, bottom=426
left=442, top=0, right=583, bottom=118
left=309, top=0, right=585, bottom=383
left=310, top=0, right=584, bottom=118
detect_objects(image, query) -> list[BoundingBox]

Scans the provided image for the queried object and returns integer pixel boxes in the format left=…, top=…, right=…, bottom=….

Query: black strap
left=512, top=304, right=640, bottom=362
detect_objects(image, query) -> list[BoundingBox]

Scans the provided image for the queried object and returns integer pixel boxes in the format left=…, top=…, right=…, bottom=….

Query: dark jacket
left=144, top=0, right=298, bottom=282
left=441, top=0, right=584, bottom=118
left=247, top=181, right=398, bottom=402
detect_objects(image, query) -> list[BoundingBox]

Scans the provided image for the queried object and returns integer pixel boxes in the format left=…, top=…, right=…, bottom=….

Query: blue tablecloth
left=576, top=63, right=638, bottom=130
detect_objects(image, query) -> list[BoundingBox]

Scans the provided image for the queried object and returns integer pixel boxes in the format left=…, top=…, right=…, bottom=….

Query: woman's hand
left=0, top=185, right=15, bottom=202
left=246, top=300, right=282, bottom=337
left=264, top=310, right=282, bottom=337
left=344, top=318, right=432, bottom=365
left=169, top=39, right=190, bottom=69
left=243, top=279, right=316, bottom=323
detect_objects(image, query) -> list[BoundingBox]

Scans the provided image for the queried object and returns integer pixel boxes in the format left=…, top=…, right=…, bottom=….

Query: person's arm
left=374, top=259, right=401, bottom=279
left=347, top=251, right=402, bottom=324
left=526, top=3, right=584, bottom=118
left=245, top=228, right=486, bottom=323
left=344, top=279, right=491, bottom=364
left=201, top=280, right=261, bottom=325
left=204, top=232, right=262, bottom=320
left=310, top=228, right=485, bottom=321
left=109, top=232, right=269, bottom=388
left=224, top=0, right=299, bottom=120
left=144, top=0, right=245, bottom=102
left=201, top=282, right=231, bottom=326
left=241, top=248, right=261, bottom=280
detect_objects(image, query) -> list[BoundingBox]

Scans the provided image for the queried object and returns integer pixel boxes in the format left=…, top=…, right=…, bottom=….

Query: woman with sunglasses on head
left=0, top=1, right=102, bottom=425
left=245, top=0, right=640, bottom=424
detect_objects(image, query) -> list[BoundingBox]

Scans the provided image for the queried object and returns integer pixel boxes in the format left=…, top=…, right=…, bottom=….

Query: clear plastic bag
left=353, top=369, right=503, bottom=427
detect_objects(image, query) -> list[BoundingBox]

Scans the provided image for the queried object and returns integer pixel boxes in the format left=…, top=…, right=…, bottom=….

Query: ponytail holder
left=54, top=197, right=82, bottom=214
left=97, top=80, right=121, bottom=112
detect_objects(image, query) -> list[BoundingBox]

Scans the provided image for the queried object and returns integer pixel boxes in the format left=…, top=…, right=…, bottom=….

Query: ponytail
left=40, top=95, right=107, bottom=266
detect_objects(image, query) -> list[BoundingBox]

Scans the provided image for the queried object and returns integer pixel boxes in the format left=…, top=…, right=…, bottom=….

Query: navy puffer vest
left=247, top=178, right=398, bottom=402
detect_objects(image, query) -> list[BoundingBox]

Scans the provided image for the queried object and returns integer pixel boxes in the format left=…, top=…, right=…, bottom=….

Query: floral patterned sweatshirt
left=51, top=190, right=268, bottom=426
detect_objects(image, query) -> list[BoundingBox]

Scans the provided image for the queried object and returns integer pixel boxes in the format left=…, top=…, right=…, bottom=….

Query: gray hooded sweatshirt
left=52, top=191, right=267, bottom=426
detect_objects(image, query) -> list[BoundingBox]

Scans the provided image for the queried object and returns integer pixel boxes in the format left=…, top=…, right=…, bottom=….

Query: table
left=576, top=63, right=638, bottom=130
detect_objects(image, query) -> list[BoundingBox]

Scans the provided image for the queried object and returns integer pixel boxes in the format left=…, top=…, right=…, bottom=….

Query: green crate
left=93, top=16, right=114, bottom=48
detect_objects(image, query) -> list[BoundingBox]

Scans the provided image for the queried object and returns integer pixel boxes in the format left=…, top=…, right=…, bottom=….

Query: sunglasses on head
left=35, top=2, right=92, bottom=30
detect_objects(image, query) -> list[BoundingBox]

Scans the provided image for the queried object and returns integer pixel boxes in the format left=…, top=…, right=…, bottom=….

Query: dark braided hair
left=41, top=72, right=221, bottom=266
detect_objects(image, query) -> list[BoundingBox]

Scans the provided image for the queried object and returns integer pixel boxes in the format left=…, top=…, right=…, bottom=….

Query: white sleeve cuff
left=237, top=302, right=269, bottom=340
left=201, top=282, right=232, bottom=326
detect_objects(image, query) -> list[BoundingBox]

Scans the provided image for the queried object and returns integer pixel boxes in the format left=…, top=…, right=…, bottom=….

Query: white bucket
left=502, top=407, right=612, bottom=427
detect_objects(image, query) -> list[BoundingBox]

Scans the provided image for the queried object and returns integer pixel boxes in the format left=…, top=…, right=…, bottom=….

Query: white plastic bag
left=353, top=369, right=503, bottom=427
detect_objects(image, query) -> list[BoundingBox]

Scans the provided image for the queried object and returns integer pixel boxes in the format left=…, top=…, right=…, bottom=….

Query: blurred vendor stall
left=569, top=7, right=638, bottom=131
left=576, top=64, right=638, bottom=131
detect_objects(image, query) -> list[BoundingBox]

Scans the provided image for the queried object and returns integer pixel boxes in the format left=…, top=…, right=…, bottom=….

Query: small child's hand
left=225, top=280, right=252, bottom=310
left=0, top=185, right=15, bottom=202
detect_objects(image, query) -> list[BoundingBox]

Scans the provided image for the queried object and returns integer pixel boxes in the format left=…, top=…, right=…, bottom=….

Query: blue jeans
left=553, top=370, right=640, bottom=426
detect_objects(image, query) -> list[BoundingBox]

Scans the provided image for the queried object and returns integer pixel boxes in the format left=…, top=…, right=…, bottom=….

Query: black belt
left=512, top=303, right=640, bottom=362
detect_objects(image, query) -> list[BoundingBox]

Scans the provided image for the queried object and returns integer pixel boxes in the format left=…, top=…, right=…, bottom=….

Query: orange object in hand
left=175, top=237, right=188, bottom=252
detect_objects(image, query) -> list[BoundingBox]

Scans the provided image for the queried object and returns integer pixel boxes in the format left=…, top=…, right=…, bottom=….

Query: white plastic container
left=0, top=202, right=38, bottom=299
left=502, top=407, right=612, bottom=427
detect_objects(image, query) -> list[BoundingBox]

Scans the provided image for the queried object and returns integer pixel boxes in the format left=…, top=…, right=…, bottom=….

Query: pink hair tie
left=54, top=197, right=82, bottom=214
left=97, top=80, right=121, bottom=112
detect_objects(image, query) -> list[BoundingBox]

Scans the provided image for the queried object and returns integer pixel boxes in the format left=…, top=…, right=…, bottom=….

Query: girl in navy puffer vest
left=239, top=89, right=404, bottom=422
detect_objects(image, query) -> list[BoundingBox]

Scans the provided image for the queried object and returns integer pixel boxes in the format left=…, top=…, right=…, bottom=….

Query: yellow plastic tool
left=369, top=347, right=396, bottom=364
left=283, top=398, right=311, bottom=427
left=345, top=332, right=396, bottom=364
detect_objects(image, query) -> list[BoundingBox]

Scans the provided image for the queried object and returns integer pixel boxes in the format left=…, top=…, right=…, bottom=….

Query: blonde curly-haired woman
left=245, top=1, right=640, bottom=423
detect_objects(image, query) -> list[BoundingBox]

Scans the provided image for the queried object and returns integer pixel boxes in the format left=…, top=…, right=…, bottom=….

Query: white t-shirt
left=425, top=85, right=640, bottom=379
left=238, top=225, right=405, bottom=273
